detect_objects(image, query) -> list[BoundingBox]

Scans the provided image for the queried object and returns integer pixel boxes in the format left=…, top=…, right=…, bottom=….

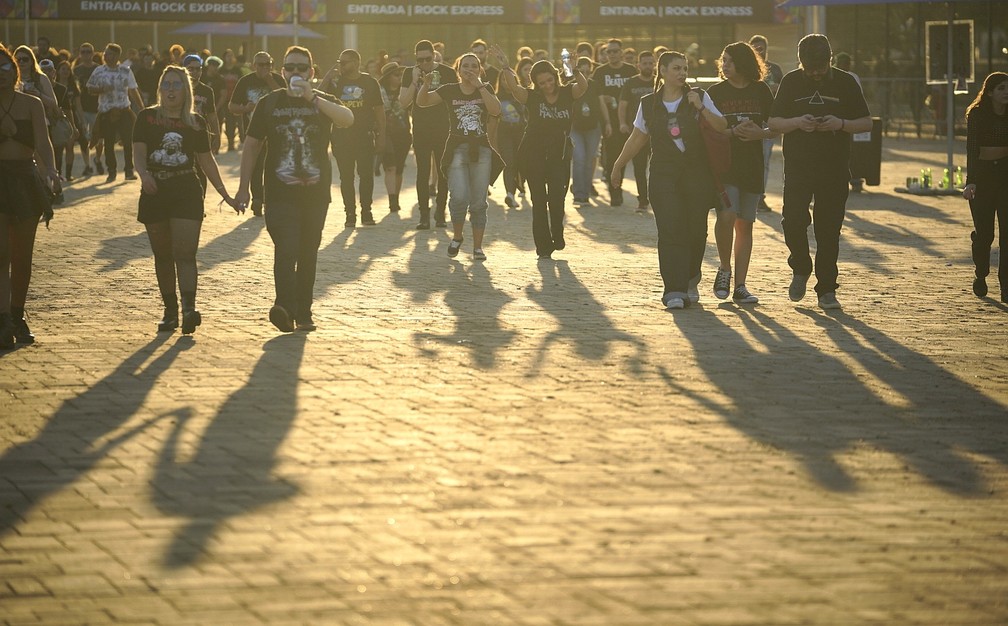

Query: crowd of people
left=1, top=32, right=1005, bottom=348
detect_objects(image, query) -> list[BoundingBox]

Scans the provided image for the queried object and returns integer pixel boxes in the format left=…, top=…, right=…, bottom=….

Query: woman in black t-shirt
left=494, top=47, right=588, bottom=259
left=416, top=53, right=501, bottom=261
left=706, top=42, right=777, bottom=305
left=132, top=66, right=239, bottom=335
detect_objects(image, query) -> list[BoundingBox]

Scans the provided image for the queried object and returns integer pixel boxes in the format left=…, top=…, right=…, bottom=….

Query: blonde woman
left=132, top=65, right=238, bottom=335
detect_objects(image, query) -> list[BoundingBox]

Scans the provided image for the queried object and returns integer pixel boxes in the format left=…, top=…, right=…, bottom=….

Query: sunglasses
left=416, top=56, right=433, bottom=63
left=283, top=63, right=310, bottom=72
left=256, top=61, right=273, bottom=67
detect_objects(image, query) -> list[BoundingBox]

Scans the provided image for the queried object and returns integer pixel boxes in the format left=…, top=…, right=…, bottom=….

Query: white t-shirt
left=633, top=92, right=720, bottom=153
left=87, top=64, right=138, bottom=113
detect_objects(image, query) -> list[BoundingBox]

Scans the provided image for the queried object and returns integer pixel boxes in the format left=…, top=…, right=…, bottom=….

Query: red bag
left=695, top=89, right=732, bottom=208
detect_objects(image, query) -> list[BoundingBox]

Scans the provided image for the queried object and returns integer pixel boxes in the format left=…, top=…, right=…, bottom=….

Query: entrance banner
left=11, top=0, right=294, bottom=21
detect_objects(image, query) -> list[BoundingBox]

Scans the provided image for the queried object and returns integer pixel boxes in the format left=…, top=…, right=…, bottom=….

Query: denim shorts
left=721, top=184, right=759, bottom=222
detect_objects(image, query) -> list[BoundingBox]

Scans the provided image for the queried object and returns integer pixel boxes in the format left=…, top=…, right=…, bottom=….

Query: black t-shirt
left=433, top=82, right=491, bottom=146
left=73, top=64, right=98, bottom=113
left=133, top=108, right=210, bottom=176
left=245, top=89, right=340, bottom=206
left=230, top=71, right=286, bottom=125
left=133, top=66, right=159, bottom=105
left=592, top=63, right=637, bottom=118
left=483, top=66, right=501, bottom=92
left=707, top=79, right=774, bottom=192
left=619, top=75, right=653, bottom=127
left=193, top=81, right=217, bottom=119
left=525, top=84, right=575, bottom=141
left=401, top=62, right=458, bottom=135
left=327, top=72, right=383, bottom=137
left=770, top=68, right=870, bottom=172
left=203, top=73, right=225, bottom=103
left=572, top=79, right=601, bottom=132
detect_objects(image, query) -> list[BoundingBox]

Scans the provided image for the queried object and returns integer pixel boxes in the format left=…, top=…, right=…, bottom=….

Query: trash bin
left=850, top=116, right=882, bottom=186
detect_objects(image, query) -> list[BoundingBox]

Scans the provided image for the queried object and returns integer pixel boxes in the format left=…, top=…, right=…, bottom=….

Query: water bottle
left=942, top=168, right=950, bottom=189
left=561, top=48, right=573, bottom=78
left=955, top=166, right=963, bottom=187
left=920, top=168, right=927, bottom=188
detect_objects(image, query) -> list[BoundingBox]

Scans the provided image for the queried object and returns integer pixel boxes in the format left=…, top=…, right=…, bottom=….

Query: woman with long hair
left=377, top=62, right=412, bottom=213
left=706, top=41, right=776, bottom=304
left=132, top=65, right=238, bottom=334
left=12, top=46, right=58, bottom=116
left=494, top=56, right=531, bottom=209
left=0, top=44, right=61, bottom=348
left=494, top=46, right=588, bottom=259
left=416, top=52, right=501, bottom=261
left=612, top=51, right=727, bottom=309
left=963, top=71, right=1008, bottom=301
left=46, top=60, right=82, bottom=182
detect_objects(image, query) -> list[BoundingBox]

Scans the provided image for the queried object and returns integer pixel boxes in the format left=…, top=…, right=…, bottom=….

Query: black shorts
left=382, top=132, right=412, bottom=171
left=0, top=160, right=50, bottom=223
left=137, top=174, right=205, bottom=224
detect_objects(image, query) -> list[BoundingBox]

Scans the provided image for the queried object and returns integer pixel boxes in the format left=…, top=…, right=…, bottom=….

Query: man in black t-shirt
left=73, top=42, right=101, bottom=176
left=750, top=34, right=785, bottom=212
left=593, top=38, right=638, bottom=206
left=320, top=48, right=386, bottom=228
left=184, top=55, right=220, bottom=152
left=399, top=39, right=458, bottom=229
left=234, top=46, right=354, bottom=333
left=618, top=50, right=655, bottom=211
left=769, top=34, right=871, bottom=311
left=229, top=51, right=286, bottom=216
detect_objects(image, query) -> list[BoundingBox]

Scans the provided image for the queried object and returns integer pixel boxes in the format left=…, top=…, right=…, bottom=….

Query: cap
left=205, top=55, right=223, bottom=67
left=39, top=59, right=55, bottom=70
left=182, top=54, right=203, bottom=68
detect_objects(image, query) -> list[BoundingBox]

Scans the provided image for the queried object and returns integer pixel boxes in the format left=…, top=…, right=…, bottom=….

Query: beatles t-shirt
left=707, top=79, right=774, bottom=192
left=401, top=62, right=458, bottom=135
left=433, top=82, right=491, bottom=146
left=133, top=108, right=210, bottom=175
left=592, top=63, right=637, bottom=120
left=245, top=90, right=340, bottom=205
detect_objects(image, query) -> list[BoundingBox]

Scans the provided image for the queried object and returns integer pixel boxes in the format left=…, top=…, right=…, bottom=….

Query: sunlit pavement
left=2, top=138, right=1006, bottom=624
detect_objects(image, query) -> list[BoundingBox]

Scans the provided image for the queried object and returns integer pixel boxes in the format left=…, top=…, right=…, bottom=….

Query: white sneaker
left=663, top=295, right=685, bottom=310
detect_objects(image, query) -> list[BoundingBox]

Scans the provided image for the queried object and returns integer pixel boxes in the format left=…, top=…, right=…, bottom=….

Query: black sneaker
left=157, top=309, right=179, bottom=333
left=713, top=268, right=732, bottom=300
left=360, top=212, right=376, bottom=226
left=125, top=170, right=137, bottom=180
left=93, top=157, right=105, bottom=175
left=269, top=305, right=294, bottom=332
left=973, top=277, right=988, bottom=297
left=181, top=310, right=202, bottom=335
left=295, top=315, right=316, bottom=331
left=105, top=171, right=117, bottom=183
left=12, top=316, right=34, bottom=344
left=553, top=234, right=565, bottom=251
left=447, top=238, right=462, bottom=258
left=344, top=215, right=356, bottom=228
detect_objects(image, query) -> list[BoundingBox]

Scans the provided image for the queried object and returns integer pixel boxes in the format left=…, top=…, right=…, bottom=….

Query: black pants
left=650, top=163, right=711, bottom=299
left=969, top=157, right=1008, bottom=286
left=223, top=111, right=241, bottom=147
left=264, top=201, right=328, bottom=321
left=526, top=156, right=571, bottom=257
left=603, top=127, right=629, bottom=193
left=781, top=167, right=849, bottom=296
left=334, top=133, right=375, bottom=217
left=413, top=131, right=448, bottom=216
left=101, top=107, right=135, bottom=174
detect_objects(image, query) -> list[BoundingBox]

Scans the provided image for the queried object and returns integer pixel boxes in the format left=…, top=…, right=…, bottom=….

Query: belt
left=152, top=169, right=196, bottom=180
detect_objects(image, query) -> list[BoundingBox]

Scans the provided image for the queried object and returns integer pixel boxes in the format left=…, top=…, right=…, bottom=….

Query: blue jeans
left=571, top=126, right=601, bottom=200
left=447, top=145, right=491, bottom=229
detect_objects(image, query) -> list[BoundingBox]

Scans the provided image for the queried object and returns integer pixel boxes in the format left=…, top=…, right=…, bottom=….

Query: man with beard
left=235, top=46, right=353, bottom=332
left=398, top=39, right=457, bottom=229
left=228, top=51, right=285, bottom=216
left=320, top=48, right=385, bottom=228
left=593, top=38, right=637, bottom=206
left=618, top=49, right=655, bottom=212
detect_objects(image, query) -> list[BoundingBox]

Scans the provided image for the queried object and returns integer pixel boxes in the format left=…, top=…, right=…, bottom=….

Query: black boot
left=158, top=294, right=179, bottom=332
left=389, top=194, right=400, bottom=212
left=180, top=292, right=201, bottom=335
left=10, top=307, right=34, bottom=344
left=416, top=208, right=431, bottom=230
left=0, top=312, right=14, bottom=349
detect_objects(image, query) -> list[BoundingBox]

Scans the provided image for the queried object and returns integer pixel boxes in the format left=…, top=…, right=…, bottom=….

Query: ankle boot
left=158, top=294, right=179, bottom=332
left=10, top=308, right=34, bottom=344
left=416, top=208, right=431, bottom=230
left=0, top=313, right=14, bottom=349
left=180, top=292, right=201, bottom=335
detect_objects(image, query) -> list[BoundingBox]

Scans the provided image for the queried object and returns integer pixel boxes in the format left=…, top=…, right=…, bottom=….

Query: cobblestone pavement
left=2, top=138, right=1006, bottom=625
